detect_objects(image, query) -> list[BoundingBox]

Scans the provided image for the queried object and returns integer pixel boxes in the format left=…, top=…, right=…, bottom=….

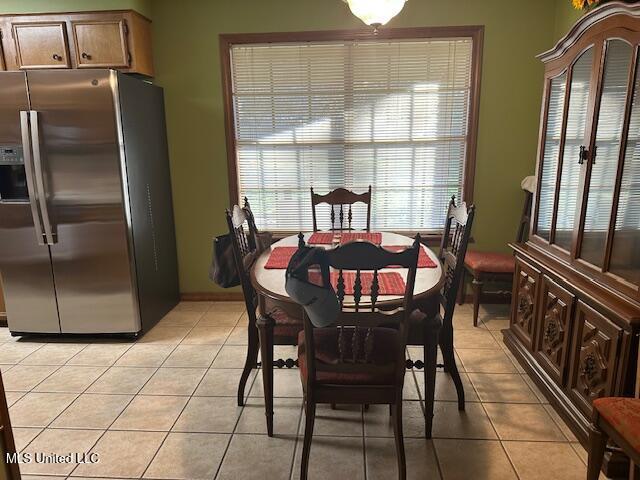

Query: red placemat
left=264, top=247, right=298, bottom=269
left=308, top=232, right=334, bottom=244
left=384, top=245, right=438, bottom=268
left=340, top=232, right=382, bottom=244
left=309, top=271, right=405, bottom=295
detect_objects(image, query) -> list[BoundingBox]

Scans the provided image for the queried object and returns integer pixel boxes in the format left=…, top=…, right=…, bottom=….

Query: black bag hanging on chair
left=209, top=233, right=238, bottom=288
left=209, top=231, right=273, bottom=288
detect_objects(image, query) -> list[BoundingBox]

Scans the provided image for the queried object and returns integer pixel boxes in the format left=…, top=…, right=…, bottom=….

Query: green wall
left=554, top=0, right=583, bottom=41
left=1, top=0, right=588, bottom=294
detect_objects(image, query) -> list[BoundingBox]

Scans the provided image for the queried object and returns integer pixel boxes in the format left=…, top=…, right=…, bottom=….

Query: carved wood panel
left=569, top=301, right=622, bottom=417
left=510, top=259, right=540, bottom=351
left=534, top=276, right=575, bottom=386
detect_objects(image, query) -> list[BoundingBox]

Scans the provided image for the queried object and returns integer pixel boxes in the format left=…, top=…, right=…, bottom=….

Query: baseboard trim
left=0, top=313, right=7, bottom=327
left=180, top=292, right=244, bottom=302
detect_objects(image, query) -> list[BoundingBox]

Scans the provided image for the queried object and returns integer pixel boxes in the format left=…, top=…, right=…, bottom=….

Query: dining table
left=251, top=231, right=445, bottom=318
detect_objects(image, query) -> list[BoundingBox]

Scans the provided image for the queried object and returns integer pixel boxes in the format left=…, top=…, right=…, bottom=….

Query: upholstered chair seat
left=464, top=250, right=516, bottom=273
left=593, top=397, right=640, bottom=452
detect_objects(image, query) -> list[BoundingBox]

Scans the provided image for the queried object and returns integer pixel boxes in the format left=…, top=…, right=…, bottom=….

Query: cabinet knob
left=52, top=54, right=62, bottom=61
left=81, top=52, right=92, bottom=60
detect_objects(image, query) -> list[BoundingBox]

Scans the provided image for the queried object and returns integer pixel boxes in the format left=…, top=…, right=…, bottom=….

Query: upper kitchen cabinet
left=72, top=20, right=130, bottom=68
left=13, top=22, right=71, bottom=69
left=0, top=10, right=154, bottom=76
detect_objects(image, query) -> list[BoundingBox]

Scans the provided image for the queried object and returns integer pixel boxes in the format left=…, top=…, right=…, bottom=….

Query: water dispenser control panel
left=0, top=145, right=28, bottom=201
left=0, top=146, right=24, bottom=165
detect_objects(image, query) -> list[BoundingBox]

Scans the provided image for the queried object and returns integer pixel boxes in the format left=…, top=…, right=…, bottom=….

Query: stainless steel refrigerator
left=0, top=70, right=179, bottom=335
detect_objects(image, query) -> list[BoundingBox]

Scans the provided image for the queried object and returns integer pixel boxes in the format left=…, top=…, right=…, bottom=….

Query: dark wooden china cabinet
left=505, top=2, right=640, bottom=477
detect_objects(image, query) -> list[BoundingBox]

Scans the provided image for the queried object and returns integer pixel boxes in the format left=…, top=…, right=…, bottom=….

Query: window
left=221, top=27, right=482, bottom=232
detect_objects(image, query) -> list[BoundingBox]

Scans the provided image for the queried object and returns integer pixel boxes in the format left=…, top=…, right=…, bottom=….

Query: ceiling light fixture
left=344, top=0, right=407, bottom=31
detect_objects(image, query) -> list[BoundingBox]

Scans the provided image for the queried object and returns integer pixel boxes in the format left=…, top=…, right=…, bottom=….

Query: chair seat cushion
left=298, top=327, right=399, bottom=385
left=268, top=307, right=303, bottom=338
left=594, top=397, right=640, bottom=452
left=465, top=250, right=516, bottom=274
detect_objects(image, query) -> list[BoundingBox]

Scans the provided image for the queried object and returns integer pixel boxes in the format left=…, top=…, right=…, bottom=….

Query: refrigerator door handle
left=29, top=111, right=56, bottom=245
left=20, top=111, right=46, bottom=246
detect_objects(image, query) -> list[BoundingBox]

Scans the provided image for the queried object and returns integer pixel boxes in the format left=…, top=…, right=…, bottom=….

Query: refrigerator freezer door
left=26, top=70, right=140, bottom=334
left=0, top=72, right=60, bottom=334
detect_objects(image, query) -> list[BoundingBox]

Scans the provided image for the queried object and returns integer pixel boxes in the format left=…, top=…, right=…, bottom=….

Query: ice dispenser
left=0, top=146, right=28, bottom=201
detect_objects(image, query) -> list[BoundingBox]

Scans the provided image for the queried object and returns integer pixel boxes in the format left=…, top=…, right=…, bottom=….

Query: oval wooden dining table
left=251, top=231, right=444, bottom=316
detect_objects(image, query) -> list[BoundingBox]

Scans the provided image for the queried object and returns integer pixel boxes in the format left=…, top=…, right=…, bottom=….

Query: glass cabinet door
left=580, top=40, right=633, bottom=268
left=610, top=49, right=640, bottom=284
left=554, top=48, right=594, bottom=251
left=536, top=73, right=567, bottom=241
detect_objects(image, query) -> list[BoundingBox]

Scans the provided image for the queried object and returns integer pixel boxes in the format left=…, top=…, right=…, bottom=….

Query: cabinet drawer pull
left=81, top=52, right=92, bottom=60
left=52, top=54, right=62, bottom=61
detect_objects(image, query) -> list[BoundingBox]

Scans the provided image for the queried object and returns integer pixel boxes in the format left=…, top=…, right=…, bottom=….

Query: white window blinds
left=230, top=36, right=474, bottom=232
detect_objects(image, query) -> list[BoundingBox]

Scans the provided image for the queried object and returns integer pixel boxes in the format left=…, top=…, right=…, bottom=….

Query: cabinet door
left=510, top=258, right=540, bottom=350
left=580, top=39, right=634, bottom=268
left=609, top=44, right=640, bottom=285
left=534, top=276, right=575, bottom=385
left=554, top=47, right=595, bottom=251
left=72, top=20, right=129, bottom=68
left=536, top=72, right=568, bottom=241
left=12, top=22, right=70, bottom=69
left=568, top=301, right=622, bottom=416
left=535, top=47, right=596, bottom=249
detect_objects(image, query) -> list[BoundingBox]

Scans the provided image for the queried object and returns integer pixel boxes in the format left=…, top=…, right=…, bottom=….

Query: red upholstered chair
left=460, top=186, right=533, bottom=326
left=587, top=397, right=640, bottom=480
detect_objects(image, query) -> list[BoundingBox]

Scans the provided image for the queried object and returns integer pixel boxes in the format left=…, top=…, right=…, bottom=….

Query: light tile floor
left=0, top=302, right=596, bottom=479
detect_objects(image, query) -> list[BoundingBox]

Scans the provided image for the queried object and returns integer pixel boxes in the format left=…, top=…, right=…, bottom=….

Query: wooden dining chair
left=295, top=238, right=429, bottom=480
left=311, top=186, right=372, bottom=231
left=408, top=196, right=475, bottom=418
left=587, top=397, right=640, bottom=480
left=225, top=198, right=303, bottom=436
left=461, top=188, right=532, bottom=326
